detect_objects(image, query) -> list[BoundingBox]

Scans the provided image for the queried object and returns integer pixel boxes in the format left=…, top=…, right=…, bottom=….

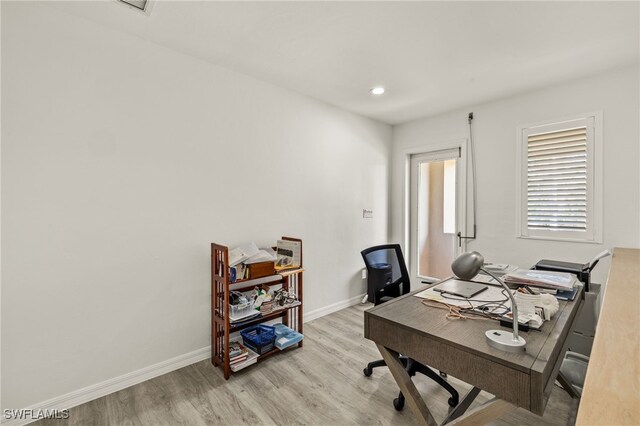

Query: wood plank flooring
left=36, top=304, right=578, bottom=425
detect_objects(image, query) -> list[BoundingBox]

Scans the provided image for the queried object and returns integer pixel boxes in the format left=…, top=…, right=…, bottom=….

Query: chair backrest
left=360, top=244, right=411, bottom=305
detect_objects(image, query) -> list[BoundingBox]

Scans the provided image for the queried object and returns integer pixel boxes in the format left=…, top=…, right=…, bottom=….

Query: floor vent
left=119, top=0, right=148, bottom=12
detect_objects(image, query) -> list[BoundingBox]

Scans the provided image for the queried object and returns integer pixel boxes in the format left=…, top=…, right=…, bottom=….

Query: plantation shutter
left=526, top=126, right=588, bottom=231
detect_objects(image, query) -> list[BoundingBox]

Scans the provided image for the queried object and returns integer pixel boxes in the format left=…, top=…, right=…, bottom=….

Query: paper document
left=228, top=242, right=260, bottom=267
left=244, top=247, right=277, bottom=264
left=415, top=281, right=512, bottom=309
left=479, top=264, right=518, bottom=277
left=514, top=292, right=538, bottom=317
left=471, top=274, right=501, bottom=285
left=503, top=269, right=576, bottom=290
left=484, top=263, right=510, bottom=271
left=502, top=310, right=544, bottom=328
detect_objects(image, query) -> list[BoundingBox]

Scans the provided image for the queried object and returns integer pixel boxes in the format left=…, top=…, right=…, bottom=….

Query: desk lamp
left=451, top=251, right=526, bottom=352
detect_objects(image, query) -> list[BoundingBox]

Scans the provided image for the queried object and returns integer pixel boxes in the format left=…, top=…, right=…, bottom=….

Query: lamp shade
left=451, top=251, right=484, bottom=280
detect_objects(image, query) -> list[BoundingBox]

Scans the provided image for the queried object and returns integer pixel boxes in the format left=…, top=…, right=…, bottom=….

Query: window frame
left=515, top=112, right=603, bottom=243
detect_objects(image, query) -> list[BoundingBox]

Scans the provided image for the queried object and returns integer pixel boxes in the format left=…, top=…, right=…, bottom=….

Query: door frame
left=402, top=140, right=469, bottom=284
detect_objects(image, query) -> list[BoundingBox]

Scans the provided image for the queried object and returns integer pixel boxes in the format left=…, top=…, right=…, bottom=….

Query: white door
left=409, top=147, right=465, bottom=284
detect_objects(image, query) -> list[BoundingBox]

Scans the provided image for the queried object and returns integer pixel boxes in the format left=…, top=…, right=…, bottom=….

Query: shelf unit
left=211, top=237, right=303, bottom=379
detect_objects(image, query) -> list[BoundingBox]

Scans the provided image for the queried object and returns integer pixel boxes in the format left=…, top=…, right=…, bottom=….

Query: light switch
left=363, top=209, right=373, bottom=218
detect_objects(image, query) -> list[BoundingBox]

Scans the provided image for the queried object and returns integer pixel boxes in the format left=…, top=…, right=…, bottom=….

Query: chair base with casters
left=360, top=244, right=459, bottom=411
left=375, top=358, right=459, bottom=411
left=362, top=337, right=459, bottom=410
left=363, top=357, right=409, bottom=377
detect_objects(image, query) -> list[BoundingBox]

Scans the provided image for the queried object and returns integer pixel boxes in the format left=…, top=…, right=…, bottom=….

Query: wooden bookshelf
left=211, top=237, right=303, bottom=379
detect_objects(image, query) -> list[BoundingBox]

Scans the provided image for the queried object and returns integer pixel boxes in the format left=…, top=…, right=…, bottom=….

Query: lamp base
left=485, top=330, right=526, bottom=352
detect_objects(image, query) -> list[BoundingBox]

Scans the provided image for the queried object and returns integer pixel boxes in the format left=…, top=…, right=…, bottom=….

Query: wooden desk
left=576, top=247, right=640, bottom=425
left=364, top=283, right=583, bottom=425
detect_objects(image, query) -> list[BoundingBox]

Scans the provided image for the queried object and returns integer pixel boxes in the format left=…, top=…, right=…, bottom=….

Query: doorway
left=409, top=147, right=465, bottom=283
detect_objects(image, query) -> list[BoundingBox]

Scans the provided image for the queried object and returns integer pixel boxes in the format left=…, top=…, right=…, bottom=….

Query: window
left=442, top=159, right=456, bottom=234
left=516, top=114, right=602, bottom=243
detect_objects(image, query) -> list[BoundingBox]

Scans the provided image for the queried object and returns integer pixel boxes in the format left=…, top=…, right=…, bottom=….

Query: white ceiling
left=47, top=1, right=640, bottom=125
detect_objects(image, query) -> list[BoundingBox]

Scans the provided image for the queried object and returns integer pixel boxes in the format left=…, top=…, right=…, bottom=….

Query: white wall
left=391, top=66, right=640, bottom=285
left=1, top=2, right=391, bottom=410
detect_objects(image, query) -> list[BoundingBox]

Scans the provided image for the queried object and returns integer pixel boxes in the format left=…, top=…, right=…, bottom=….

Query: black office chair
left=361, top=244, right=459, bottom=410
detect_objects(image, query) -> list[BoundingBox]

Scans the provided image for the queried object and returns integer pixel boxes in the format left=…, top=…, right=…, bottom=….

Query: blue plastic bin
left=240, top=324, right=276, bottom=354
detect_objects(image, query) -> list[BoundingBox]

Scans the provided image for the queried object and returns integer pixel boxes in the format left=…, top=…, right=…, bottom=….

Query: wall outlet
left=361, top=268, right=367, bottom=279
left=363, top=209, right=373, bottom=218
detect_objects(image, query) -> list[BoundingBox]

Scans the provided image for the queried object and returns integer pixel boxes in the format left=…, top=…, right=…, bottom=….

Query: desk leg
left=376, top=344, right=437, bottom=426
left=447, top=397, right=514, bottom=426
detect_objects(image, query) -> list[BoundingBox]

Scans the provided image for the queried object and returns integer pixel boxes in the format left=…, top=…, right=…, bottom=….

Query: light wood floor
left=37, top=304, right=578, bottom=425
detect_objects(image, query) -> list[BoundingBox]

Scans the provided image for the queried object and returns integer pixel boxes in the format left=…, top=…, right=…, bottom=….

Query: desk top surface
left=365, top=282, right=581, bottom=374
left=576, top=247, right=640, bottom=425
left=365, top=280, right=583, bottom=414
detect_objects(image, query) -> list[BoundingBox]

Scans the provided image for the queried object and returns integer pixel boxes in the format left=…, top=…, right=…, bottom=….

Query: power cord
left=421, top=288, right=511, bottom=321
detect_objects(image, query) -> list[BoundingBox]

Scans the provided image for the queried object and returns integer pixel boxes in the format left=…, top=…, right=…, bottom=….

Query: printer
left=533, top=259, right=593, bottom=292
left=533, top=250, right=611, bottom=356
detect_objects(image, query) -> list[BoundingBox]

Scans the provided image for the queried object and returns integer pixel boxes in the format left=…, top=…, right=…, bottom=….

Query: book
left=275, top=240, right=301, bottom=271
left=229, top=263, right=248, bottom=283
left=230, top=351, right=247, bottom=360
left=229, top=347, right=260, bottom=372
left=228, top=340, right=248, bottom=358
left=230, top=357, right=258, bottom=372
left=230, top=355, right=248, bottom=365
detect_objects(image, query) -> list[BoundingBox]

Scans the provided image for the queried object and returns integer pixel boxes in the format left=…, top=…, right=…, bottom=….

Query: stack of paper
left=503, top=269, right=577, bottom=291
left=228, top=242, right=260, bottom=267
left=513, top=292, right=545, bottom=328
left=245, top=247, right=277, bottom=264
left=229, top=339, right=259, bottom=372
left=228, top=242, right=277, bottom=267
left=482, top=263, right=519, bottom=277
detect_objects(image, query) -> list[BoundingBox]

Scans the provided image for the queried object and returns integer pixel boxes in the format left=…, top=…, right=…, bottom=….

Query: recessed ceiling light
left=370, top=87, right=385, bottom=95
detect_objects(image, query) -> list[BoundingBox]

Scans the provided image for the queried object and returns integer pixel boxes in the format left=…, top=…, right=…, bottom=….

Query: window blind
left=527, top=126, right=588, bottom=232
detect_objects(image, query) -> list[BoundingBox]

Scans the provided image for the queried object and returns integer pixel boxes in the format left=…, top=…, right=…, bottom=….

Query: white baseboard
left=3, top=294, right=364, bottom=426
left=1, top=346, right=211, bottom=426
left=303, top=293, right=366, bottom=323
